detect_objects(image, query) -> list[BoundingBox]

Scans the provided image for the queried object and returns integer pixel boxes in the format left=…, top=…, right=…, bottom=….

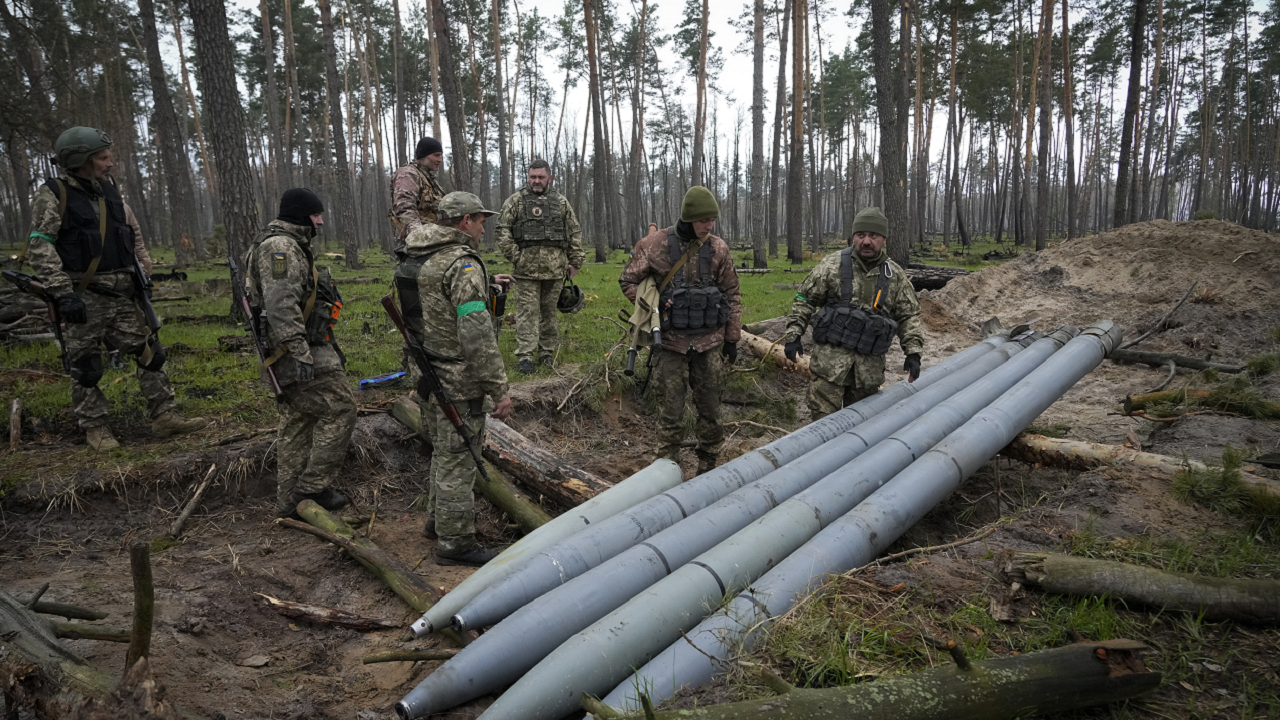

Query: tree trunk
left=188, top=0, right=260, bottom=264
left=768, top=0, right=791, bottom=259
left=168, top=0, right=217, bottom=239
left=749, top=0, right=766, bottom=267
left=584, top=0, right=608, bottom=262
left=585, top=640, right=1159, bottom=720
left=1035, top=0, right=1054, bottom=249
left=741, top=330, right=810, bottom=376
left=1062, top=0, right=1077, bottom=239
left=393, top=0, right=407, bottom=167
left=317, top=0, right=361, bottom=269
left=432, top=0, right=470, bottom=190
left=1113, top=0, right=1146, bottom=228
left=1006, top=552, right=1280, bottom=625
left=492, top=0, right=511, bottom=202
left=786, top=0, right=806, bottom=264
left=0, top=590, right=117, bottom=706
left=690, top=0, right=710, bottom=186
left=258, top=0, right=282, bottom=202
left=869, top=0, right=910, bottom=267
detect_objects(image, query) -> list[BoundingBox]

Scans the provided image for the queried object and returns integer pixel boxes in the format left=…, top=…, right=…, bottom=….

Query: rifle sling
left=659, top=236, right=703, bottom=292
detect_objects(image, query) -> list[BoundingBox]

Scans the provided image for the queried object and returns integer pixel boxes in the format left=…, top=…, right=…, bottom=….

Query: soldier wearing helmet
left=394, top=192, right=514, bottom=567
left=23, top=126, right=205, bottom=451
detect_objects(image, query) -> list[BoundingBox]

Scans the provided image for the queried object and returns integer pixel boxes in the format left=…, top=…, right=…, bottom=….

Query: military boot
left=293, top=487, right=350, bottom=512
left=540, top=355, right=555, bottom=369
left=422, top=515, right=437, bottom=539
left=435, top=542, right=502, bottom=567
left=696, top=452, right=718, bottom=476
left=86, top=426, right=120, bottom=452
left=517, top=358, right=535, bottom=375
left=152, top=411, right=208, bottom=438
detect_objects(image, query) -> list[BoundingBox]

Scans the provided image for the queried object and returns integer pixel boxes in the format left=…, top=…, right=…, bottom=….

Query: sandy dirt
left=2, top=220, right=1278, bottom=719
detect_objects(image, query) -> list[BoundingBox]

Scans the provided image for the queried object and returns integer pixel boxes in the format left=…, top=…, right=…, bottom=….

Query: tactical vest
left=658, top=231, right=729, bottom=334
left=247, top=227, right=342, bottom=349
left=811, top=248, right=899, bottom=356
left=44, top=177, right=135, bottom=275
left=393, top=247, right=491, bottom=354
left=511, top=191, right=569, bottom=249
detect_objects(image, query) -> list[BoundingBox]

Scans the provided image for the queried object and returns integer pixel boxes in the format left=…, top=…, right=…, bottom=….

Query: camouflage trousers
left=807, top=377, right=880, bottom=422
left=514, top=278, right=559, bottom=361
left=422, top=396, right=487, bottom=553
left=653, top=347, right=724, bottom=463
left=65, top=276, right=175, bottom=429
left=276, top=370, right=357, bottom=511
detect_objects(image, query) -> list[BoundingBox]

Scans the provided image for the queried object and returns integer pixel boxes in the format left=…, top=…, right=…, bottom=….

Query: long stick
left=1119, top=280, right=1196, bottom=349
left=125, top=542, right=154, bottom=669
left=10, top=398, right=20, bottom=450
left=171, top=464, right=216, bottom=538
left=362, top=649, right=460, bottom=664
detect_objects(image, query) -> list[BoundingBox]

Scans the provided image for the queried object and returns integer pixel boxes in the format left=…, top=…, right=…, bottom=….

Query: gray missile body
left=601, top=321, right=1121, bottom=711
left=446, top=336, right=1009, bottom=634
left=470, top=328, right=1077, bottom=720
left=393, top=336, right=1032, bottom=719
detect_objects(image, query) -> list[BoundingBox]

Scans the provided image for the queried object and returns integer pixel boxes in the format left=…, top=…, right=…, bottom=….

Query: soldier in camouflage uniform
left=24, top=126, right=205, bottom=451
left=396, top=192, right=514, bottom=566
left=620, top=187, right=742, bottom=476
left=245, top=188, right=356, bottom=518
left=389, top=136, right=446, bottom=257
left=495, top=159, right=587, bottom=374
left=783, top=207, right=924, bottom=421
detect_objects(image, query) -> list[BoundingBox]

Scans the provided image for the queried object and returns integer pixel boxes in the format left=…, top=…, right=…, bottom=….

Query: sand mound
left=932, top=220, right=1280, bottom=360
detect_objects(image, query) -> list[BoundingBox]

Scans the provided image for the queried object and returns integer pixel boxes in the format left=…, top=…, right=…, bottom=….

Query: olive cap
left=438, top=192, right=497, bottom=220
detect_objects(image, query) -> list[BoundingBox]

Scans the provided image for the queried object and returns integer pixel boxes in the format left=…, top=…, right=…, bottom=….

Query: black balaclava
left=278, top=188, right=324, bottom=231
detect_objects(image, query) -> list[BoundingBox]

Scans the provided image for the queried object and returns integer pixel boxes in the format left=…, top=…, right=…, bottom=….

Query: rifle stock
left=381, top=294, right=491, bottom=482
left=227, top=255, right=283, bottom=397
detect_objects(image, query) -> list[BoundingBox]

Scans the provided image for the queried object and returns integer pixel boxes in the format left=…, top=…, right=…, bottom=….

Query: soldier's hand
left=784, top=337, right=804, bottom=363
left=491, top=396, right=514, bottom=421
left=295, top=361, right=315, bottom=383
left=721, top=341, right=738, bottom=365
left=567, top=265, right=579, bottom=280
left=493, top=273, right=514, bottom=290
left=904, top=353, right=922, bottom=383
left=57, top=294, right=88, bottom=324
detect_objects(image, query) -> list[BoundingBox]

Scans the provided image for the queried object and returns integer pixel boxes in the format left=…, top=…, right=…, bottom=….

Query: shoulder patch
left=272, top=253, right=287, bottom=278
left=461, top=262, right=475, bottom=272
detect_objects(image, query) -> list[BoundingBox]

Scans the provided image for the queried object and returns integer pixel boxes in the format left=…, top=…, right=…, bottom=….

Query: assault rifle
left=381, top=293, right=492, bottom=483
left=228, top=254, right=283, bottom=397
left=131, top=255, right=161, bottom=335
left=2, top=270, right=70, bottom=372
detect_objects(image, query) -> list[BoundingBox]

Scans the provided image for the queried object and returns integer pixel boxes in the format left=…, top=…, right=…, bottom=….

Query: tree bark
left=869, top=0, right=910, bottom=267
left=316, top=0, right=361, bottom=269
left=258, top=0, right=283, bottom=201
left=1062, top=0, right=1077, bottom=239
left=256, top=593, right=400, bottom=631
left=483, top=417, right=612, bottom=508
left=785, top=0, right=806, bottom=264
left=492, top=0, right=511, bottom=202
left=1035, top=0, right=1054, bottom=249
left=125, top=542, right=154, bottom=669
left=749, top=0, right=766, bottom=268
left=431, top=0, right=470, bottom=189
left=690, top=0, right=710, bottom=186
left=0, top=590, right=118, bottom=712
left=584, top=639, right=1159, bottom=720
left=1107, top=349, right=1244, bottom=374
left=741, top=331, right=810, bottom=376
left=393, top=0, right=407, bottom=167
left=1113, top=0, right=1146, bottom=228
left=584, top=0, right=608, bottom=262
left=768, top=0, right=791, bottom=259
left=1006, top=552, right=1280, bottom=625
left=188, top=0, right=259, bottom=263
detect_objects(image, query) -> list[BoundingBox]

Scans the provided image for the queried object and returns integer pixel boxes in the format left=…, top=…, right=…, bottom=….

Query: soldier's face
left=692, top=218, right=716, bottom=239
left=79, top=150, right=114, bottom=181
left=422, top=152, right=443, bottom=171
left=528, top=169, right=551, bottom=193
left=462, top=214, right=487, bottom=242
left=852, top=231, right=886, bottom=258
left=310, top=213, right=325, bottom=230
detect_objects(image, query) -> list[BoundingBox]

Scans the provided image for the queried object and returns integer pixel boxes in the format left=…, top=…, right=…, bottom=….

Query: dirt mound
left=932, top=220, right=1280, bottom=359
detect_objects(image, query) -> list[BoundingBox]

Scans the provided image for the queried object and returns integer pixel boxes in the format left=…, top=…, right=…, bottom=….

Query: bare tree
left=432, top=0, right=470, bottom=189
left=749, top=0, right=767, bottom=268
left=1113, top=0, right=1146, bottom=228
left=868, top=0, right=910, bottom=266
left=317, top=0, right=361, bottom=268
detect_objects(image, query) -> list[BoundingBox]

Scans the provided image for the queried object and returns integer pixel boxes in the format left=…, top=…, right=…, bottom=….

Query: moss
left=148, top=536, right=182, bottom=553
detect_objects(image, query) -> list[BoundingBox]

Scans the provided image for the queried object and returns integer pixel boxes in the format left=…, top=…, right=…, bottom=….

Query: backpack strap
left=698, top=240, right=713, bottom=287
left=871, top=262, right=893, bottom=311
left=839, top=247, right=854, bottom=304
left=660, top=230, right=702, bottom=292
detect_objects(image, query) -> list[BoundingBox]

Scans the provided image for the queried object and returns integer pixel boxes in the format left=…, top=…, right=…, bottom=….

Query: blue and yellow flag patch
left=462, top=262, right=475, bottom=272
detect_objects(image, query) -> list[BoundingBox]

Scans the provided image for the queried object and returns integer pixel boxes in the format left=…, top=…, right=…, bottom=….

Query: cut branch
left=170, top=464, right=216, bottom=538
left=255, top=593, right=399, bottom=631
left=1005, top=552, right=1280, bottom=625
left=740, top=331, right=810, bottom=376
left=1119, top=281, right=1196, bottom=350
left=1109, top=349, right=1244, bottom=373
left=361, top=649, right=459, bottom=664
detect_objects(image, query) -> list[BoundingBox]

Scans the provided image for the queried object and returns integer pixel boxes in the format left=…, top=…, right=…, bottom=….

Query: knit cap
left=852, top=206, right=889, bottom=238
left=680, top=186, right=720, bottom=223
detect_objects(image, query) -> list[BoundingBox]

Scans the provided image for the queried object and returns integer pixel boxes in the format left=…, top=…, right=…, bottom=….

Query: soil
left=2, top=219, right=1278, bottom=719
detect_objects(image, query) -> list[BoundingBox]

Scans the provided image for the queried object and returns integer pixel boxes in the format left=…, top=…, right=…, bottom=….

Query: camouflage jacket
left=620, top=227, right=742, bottom=354
left=244, top=220, right=343, bottom=386
left=495, top=187, right=587, bottom=280
left=785, top=248, right=924, bottom=386
left=397, top=223, right=509, bottom=404
left=389, top=162, right=444, bottom=248
left=25, top=172, right=138, bottom=297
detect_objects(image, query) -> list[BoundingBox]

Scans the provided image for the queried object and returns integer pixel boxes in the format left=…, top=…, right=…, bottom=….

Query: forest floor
left=2, top=219, right=1279, bottom=719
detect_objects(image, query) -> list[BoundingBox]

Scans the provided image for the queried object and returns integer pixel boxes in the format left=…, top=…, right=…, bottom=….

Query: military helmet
left=54, top=127, right=114, bottom=170
left=557, top=276, right=585, bottom=314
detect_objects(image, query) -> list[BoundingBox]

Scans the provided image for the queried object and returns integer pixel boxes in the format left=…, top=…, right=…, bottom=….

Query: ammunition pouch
left=512, top=191, right=569, bottom=249
left=71, top=353, right=104, bottom=388
left=305, top=268, right=343, bottom=345
left=658, top=232, right=728, bottom=334
left=811, top=248, right=898, bottom=355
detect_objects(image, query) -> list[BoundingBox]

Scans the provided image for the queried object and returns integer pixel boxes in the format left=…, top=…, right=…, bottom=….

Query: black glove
left=722, top=341, right=738, bottom=364
left=784, top=337, right=804, bottom=363
left=295, top=361, right=315, bottom=383
left=57, top=294, right=87, bottom=324
left=904, top=353, right=921, bottom=382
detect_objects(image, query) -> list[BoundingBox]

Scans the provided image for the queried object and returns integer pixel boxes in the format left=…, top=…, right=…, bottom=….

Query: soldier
left=782, top=207, right=924, bottom=421
left=395, top=192, right=514, bottom=566
left=245, top=188, right=356, bottom=518
left=24, top=126, right=205, bottom=451
left=495, top=159, right=587, bottom=374
left=389, top=136, right=446, bottom=257
left=620, top=187, right=742, bottom=476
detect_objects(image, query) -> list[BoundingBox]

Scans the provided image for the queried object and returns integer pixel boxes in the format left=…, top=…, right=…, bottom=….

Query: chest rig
left=511, top=191, right=568, bottom=249
left=658, top=231, right=729, bottom=334
left=811, top=248, right=898, bottom=356
left=44, top=177, right=135, bottom=279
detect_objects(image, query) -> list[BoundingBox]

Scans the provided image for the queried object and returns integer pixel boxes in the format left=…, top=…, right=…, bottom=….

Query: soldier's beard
left=530, top=182, right=548, bottom=194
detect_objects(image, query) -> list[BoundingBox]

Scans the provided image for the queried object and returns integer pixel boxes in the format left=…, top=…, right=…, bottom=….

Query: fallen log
left=1001, top=434, right=1280, bottom=498
left=51, top=622, right=131, bottom=643
left=740, top=330, right=810, bottom=376
left=362, top=649, right=460, bottom=664
left=1109, top=349, right=1244, bottom=373
left=255, top=593, right=400, bottom=631
left=332, top=276, right=383, bottom=285
left=483, top=417, right=612, bottom=509
left=0, top=589, right=117, bottom=705
left=279, top=502, right=470, bottom=647
left=735, top=268, right=773, bottom=274
left=31, top=600, right=109, bottom=621
left=1123, top=387, right=1280, bottom=419
left=584, top=639, right=1158, bottom=720
left=390, top=396, right=558, bottom=527
left=1005, top=552, right=1280, bottom=625
left=1124, top=388, right=1210, bottom=411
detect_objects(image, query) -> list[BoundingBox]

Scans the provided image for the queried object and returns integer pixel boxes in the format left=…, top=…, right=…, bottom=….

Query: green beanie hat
left=852, top=206, right=889, bottom=238
left=680, top=186, right=720, bottom=223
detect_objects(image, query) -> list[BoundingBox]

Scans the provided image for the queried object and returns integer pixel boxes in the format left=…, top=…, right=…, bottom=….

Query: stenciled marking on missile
left=689, top=561, right=726, bottom=597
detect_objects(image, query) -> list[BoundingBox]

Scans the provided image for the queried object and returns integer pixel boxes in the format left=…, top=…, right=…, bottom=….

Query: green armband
left=456, top=300, right=488, bottom=318
left=794, top=293, right=808, bottom=302
left=29, top=231, right=55, bottom=244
